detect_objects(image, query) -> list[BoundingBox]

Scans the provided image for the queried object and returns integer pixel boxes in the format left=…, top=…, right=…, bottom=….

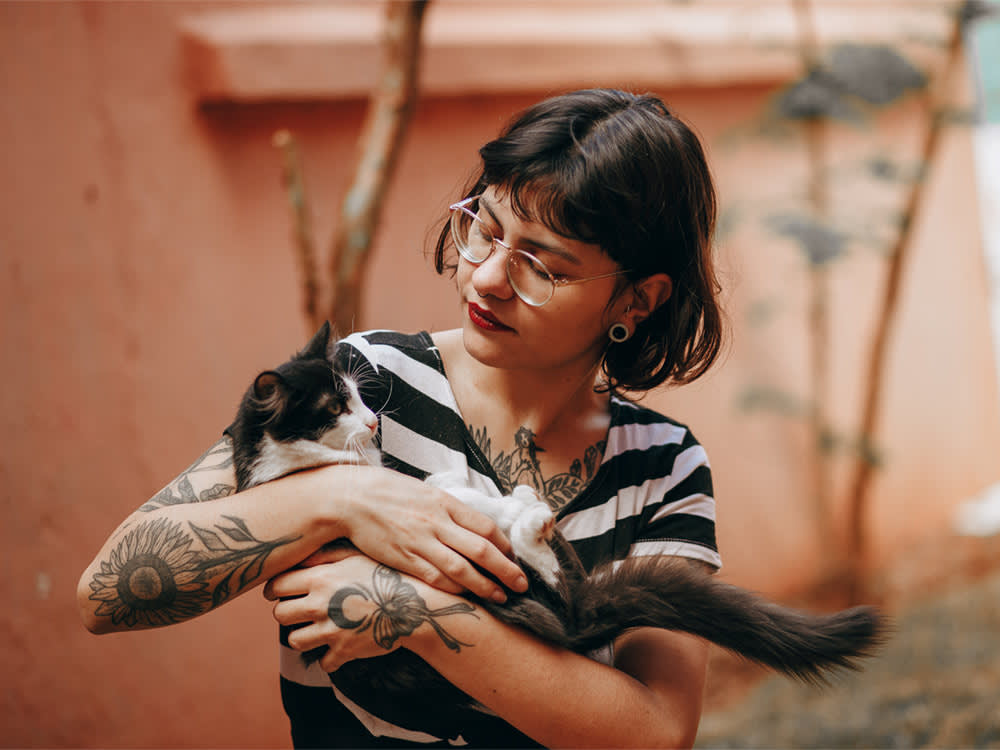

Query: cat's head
left=247, top=322, right=379, bottom=454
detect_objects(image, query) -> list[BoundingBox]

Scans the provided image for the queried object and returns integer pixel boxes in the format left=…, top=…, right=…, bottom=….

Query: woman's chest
left=464, top=418, right=610, bottom=513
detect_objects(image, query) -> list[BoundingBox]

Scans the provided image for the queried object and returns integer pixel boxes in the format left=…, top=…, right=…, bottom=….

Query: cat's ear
left=300, top=320, right=336, bottom=361
left=252, top=371, right=285, bottom=403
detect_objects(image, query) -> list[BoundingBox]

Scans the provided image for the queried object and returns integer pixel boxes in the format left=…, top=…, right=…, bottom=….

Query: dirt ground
left=695, top=533, right=1000, bottom=748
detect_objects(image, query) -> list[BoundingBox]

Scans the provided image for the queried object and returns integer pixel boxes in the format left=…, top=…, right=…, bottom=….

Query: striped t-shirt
left=279, top=330, right=721, bottom=748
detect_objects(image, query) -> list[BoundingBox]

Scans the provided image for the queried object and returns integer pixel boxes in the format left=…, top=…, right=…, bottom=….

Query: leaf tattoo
left=140, top=439, right=236, bottom=512
left=471, top=424, right=606, bottom=511
left=88, top=516, right=299, bottom=626
left=328, top=565, right=478, bottom=652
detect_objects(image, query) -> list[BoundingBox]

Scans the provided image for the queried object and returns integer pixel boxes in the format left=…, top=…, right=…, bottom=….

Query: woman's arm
left=269, top=555, right=707, bottom=749
left=78, top=437, right=526, bottom=634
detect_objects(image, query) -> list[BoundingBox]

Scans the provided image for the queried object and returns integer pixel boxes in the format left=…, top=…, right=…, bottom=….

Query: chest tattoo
left=469, top=424, right=606, bottom=512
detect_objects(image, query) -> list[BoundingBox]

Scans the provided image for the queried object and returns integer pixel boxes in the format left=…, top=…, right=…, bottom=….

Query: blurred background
left=2, top=0, right=999, bottom=746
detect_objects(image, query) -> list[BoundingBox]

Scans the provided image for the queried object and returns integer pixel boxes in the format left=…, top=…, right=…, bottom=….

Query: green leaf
left=736, top=386, right=811, bottom=417
left=767, top=213, right=848, bottom=267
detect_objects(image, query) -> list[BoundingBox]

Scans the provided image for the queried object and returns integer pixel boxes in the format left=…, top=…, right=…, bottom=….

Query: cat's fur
left=232, top=323, right=887, bottom=740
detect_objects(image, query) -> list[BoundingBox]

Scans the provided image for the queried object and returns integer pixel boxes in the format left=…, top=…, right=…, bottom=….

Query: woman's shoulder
left=340, top=328, right=433, bottom=352
left=338, top=329, right=439, bottom=370
left=609, top=396, right=700, bottom=439
left=606, top=395, right=710, bottom=468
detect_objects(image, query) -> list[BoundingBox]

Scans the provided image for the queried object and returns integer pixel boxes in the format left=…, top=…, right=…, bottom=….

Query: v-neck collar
left=419, top=330, right=616, bottom=517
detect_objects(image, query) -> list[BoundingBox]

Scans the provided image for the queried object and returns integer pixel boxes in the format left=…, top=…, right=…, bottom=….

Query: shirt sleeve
left=627, top=434, right=721, bottom=571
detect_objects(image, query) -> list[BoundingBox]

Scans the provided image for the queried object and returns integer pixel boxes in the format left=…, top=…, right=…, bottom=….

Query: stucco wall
left=3, top=1, right=998, bottom=747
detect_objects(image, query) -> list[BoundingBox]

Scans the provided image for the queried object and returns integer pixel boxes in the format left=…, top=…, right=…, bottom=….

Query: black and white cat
left=231, top=323, right=886, bottom=739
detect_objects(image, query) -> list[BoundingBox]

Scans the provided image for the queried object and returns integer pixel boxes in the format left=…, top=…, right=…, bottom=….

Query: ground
left=695, top=533, right=1000, bottom=748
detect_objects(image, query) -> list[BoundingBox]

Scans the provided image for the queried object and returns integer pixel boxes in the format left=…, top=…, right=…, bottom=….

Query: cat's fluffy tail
left=567, top=556, right=888, bottom=684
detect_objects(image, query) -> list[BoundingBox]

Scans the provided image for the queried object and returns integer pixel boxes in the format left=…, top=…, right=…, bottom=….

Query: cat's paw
left=508, top=489, right=560, bottom=589
left=523, top=503, right=556, bottom=544
left=509, top=484, right=542, bottom=511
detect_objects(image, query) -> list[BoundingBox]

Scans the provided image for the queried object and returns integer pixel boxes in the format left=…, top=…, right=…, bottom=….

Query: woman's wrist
left=285, top=463, right=367, bottom=543
left=404, top=580, right=483, bottom=659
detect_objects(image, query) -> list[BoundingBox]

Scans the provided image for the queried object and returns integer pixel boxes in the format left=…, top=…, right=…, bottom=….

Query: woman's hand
left=322, top=465, right=527, bottom=602
left=265, top=551, right=480, bottom=673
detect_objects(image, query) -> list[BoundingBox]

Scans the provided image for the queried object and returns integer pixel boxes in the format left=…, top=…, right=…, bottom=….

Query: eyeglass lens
left=451, top=204, right=555, bottom=306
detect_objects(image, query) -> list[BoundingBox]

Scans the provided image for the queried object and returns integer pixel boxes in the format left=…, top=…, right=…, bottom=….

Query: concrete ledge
left=179, top=1, right=958, bottom=102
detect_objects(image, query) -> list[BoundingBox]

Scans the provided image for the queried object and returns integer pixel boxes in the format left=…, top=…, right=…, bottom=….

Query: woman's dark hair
left=434, top=88, right=724, bottom=392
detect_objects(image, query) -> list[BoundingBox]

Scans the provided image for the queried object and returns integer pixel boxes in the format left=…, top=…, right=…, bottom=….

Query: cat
left=231, top=322, right=887, bottom=741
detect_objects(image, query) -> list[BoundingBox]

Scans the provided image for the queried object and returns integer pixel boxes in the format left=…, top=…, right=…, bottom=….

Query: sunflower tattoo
left=328, top=565, right=478, bottom=652
left=88, top=516, right=298, bottom=627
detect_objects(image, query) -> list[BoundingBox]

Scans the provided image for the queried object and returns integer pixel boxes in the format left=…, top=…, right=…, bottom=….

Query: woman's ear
left=627, top=273, right=672, bottom=325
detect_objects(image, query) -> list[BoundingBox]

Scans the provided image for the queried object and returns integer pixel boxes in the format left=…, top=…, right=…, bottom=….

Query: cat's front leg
left=425, top=475, right=560, bottom=588
left=507, top=486, right=559, bottom=588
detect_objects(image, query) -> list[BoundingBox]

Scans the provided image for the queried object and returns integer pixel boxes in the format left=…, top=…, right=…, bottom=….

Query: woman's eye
left=473, top=222, right=493, bottom=242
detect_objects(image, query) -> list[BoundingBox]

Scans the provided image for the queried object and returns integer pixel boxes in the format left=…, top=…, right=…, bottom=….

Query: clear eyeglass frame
left=448, top=195, right=629, bottom=307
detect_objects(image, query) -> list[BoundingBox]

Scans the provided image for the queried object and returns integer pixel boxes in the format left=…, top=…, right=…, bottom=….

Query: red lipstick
left=468, top=302, right=512, bottom=332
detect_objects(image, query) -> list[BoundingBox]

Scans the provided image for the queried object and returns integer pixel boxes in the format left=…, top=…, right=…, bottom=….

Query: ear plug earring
left=608, top=322, right=631, bottom=343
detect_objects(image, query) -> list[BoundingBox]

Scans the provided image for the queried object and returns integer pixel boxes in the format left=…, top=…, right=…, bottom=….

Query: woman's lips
left=468, top=302, right=513, bottom=332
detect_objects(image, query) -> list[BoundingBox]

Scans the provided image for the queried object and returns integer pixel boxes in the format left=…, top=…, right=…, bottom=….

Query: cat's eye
left=329, top=402, right=343, bottom=417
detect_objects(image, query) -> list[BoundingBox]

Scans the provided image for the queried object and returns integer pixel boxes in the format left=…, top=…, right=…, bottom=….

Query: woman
left=78, top=88, right=724, bottom=748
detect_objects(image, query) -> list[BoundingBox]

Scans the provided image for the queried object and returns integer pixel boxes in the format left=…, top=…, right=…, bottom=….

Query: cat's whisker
left=377, top=377, right=394, bottom=415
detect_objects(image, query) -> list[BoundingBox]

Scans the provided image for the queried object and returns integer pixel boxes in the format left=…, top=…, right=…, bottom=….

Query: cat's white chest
left=248, top=434, right=381, bottom=486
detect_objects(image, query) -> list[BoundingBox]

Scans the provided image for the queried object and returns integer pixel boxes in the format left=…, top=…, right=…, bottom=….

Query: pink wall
left=3, top=2, right=998, bottom=747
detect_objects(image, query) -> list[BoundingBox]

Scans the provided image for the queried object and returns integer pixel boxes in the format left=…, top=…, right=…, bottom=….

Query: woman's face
left=456, top=186, right=627, bottom=376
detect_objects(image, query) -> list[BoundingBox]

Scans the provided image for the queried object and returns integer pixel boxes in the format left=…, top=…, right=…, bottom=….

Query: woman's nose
left=471, top=244, right=514, bottom=300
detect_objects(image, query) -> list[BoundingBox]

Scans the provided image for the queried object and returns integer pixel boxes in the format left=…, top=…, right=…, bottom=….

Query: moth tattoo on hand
left=327, top=565, right=478, bottom=653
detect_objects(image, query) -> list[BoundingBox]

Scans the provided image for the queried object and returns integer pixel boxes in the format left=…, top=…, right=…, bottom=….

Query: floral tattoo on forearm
left=140, top=438, right=236, bottom=512
left=87, top=515, right=299, bottom=627
left=328, top=565, right=478, bottom=652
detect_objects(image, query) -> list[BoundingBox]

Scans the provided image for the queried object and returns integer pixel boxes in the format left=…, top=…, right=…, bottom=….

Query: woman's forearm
left=78, top=467, right=348, bottom=634
left=409, top=588, right=708, bottom=748
left=271, top=554, right=707, bottom=747
left=79, top=434, right=526, bottom=634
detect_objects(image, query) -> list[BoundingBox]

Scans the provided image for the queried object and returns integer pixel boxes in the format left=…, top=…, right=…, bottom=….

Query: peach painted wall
left=2, top=1, right=998, bottom=747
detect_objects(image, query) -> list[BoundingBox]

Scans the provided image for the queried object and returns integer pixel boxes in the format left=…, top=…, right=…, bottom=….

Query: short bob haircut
left=434, top=88, right=724, bottom=394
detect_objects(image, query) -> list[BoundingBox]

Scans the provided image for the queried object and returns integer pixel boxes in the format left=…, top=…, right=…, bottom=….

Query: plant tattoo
left=328, top=565, right=478, bottom=652
left=140, top=438, right=236, bottom=512
left=88, top=516, right=298, bottom=627
left=470, top=424, right=606, bottom=511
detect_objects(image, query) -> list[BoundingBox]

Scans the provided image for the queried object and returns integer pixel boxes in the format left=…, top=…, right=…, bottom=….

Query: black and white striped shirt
left=280, top=330, right=721, bottom=748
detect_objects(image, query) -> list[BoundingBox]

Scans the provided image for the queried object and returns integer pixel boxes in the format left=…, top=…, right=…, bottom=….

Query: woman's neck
left=433, top=329, right=609, bottom=440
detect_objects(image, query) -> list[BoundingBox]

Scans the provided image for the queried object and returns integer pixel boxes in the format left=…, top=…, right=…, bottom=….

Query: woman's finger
left=263, top=567, right=313, bottom=601
left=390, top=549, right=465, bottom=596
left=444, top=499, right=514, bottom=558
left=272, top=596, right=316, bottom=626
left=436, top=524, right=528, bottom=596
left=286, top=622, right=333, bottom=653
left=320, top=651, right=346, bottom=674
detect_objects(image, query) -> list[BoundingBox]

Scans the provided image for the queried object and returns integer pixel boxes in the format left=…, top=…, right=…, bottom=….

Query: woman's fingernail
left=491, top=589, right=507, bottom=603
left=516, top=575, right=528, bottom=591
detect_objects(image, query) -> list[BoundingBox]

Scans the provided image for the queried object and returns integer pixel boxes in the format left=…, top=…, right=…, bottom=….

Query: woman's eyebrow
left=480, top=196, right=581, bottom=265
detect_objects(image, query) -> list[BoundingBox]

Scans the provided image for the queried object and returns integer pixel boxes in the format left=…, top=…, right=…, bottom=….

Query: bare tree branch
left=844, top=7, right=967, bottom=601
left=273, top=129, right=320, bottom=330
left=325, top=0, right=430, bottom=332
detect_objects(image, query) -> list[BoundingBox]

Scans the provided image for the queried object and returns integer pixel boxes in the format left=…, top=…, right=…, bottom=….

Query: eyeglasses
left=449, top=196, right=629, bottom=307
